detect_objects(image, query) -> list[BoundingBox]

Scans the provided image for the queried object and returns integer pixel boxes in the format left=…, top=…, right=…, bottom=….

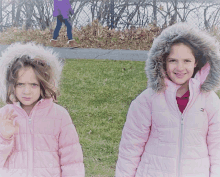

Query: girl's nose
left=22, top=85, right=31, bottom=94
left=176, top=62, right=185, bottom=71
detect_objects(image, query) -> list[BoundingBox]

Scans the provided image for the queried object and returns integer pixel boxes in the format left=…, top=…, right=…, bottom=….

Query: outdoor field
left=58, top=59, right=147, bottom=176
left=0, top=22, right=220, bottom=176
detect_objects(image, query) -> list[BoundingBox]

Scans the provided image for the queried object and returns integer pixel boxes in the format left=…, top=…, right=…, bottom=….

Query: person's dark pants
left=53, top=15, right=73, bottom=40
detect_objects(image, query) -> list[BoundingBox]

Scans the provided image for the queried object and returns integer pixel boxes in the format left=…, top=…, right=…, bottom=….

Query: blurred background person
left=51, top=0, right=76, bottom=47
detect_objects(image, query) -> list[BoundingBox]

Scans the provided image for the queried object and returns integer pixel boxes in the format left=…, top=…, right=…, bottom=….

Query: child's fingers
left=3, top=109, right=9, bottom=119
left=5, top=109, right=11, bottom=119
left=4, top=109, right=17, bottom=121
left=8, top=109, right=16, bottom=116
left=10, top=114, right=18, bottom=121
left=8, top=109, right=14, bottom=118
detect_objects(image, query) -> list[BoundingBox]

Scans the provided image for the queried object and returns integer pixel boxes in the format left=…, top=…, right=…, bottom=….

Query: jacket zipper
left=29, top=117, right=32, bottom=124
left=27, top=113, right=34, bottom=177
left=14, top=100, right=41, bottom=176
left=176, top=87, right=191, bottom=177
left=178, top=114, right=184, bottom=177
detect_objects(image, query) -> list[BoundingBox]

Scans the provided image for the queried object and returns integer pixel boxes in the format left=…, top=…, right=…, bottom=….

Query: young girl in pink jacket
left=0, top=42, right=85, bottom=176
left=116, top=23, right=220, bottom=177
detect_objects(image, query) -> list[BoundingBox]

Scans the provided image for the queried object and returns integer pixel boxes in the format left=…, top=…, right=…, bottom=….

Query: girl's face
left=15, top=67, right=41, bottom=112
left=166, top=43, right=197, bottom=86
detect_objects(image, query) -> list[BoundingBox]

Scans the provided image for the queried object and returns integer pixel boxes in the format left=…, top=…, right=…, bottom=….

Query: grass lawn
left=58, top=59, right=147, bottom=176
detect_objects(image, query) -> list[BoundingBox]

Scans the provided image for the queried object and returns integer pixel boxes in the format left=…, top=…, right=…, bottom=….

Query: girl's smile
left=175, top=73, right=186, bottom=79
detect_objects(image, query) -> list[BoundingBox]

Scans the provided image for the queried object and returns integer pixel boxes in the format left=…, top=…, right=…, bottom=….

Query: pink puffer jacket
left=116, top=23, right=220, bottom=177
left=0, top=98, right=85, bottom=177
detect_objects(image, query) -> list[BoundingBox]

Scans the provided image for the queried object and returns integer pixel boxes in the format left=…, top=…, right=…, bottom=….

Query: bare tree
left=14, top=0, right=25, bottom=27
left=24, top=0, right=34, bottom=30
left=204, top=3, right=220, bottom=30
left=0, top=0, right=220, bottom=32
left=110, top=0, right=114, bottom=29
left=12, top=0, right=15, bottom=27
left=0, top=0, right=2, bottom=31
left=153, top=0, right=157, bottom=25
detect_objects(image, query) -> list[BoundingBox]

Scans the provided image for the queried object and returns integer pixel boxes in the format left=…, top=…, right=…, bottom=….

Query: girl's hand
left=0, top=109, right=19, bottom=140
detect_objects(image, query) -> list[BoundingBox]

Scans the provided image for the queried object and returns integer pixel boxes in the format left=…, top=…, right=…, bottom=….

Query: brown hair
left=6, top=55, right=60, bottom=104
left=163, top=38, right=206, bottom=78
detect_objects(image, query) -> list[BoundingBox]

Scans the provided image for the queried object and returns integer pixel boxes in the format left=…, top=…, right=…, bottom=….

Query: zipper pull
left=29, top=117, right=32, bottom=124
left=181, top=115, right=184, bottom=125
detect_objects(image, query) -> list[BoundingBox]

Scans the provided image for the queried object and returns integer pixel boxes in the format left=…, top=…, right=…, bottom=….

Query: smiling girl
left=116, top=23, right=220, bottom=177
left=0, top=42, right=85, bottom=177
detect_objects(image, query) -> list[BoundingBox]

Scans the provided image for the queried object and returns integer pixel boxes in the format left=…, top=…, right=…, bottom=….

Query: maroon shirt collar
left=176, top=90, right=190, bottom=99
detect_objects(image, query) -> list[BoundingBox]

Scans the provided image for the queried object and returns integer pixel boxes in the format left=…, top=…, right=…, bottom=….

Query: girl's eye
left=17, top=83, right=23, bottom=86
left=169, top=60, right=191, bottom=62
left=32, top=84, right=38, bottom=87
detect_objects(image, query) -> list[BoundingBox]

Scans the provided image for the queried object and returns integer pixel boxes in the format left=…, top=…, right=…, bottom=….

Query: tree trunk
left=12, top=0, right=15, bottom=27
left=114, top=0, right=128, bottom=28
left=174, top=0, right=178, bottom=23
left=153, top=0, right=157, bottom=26
left=0, top=0, right=2, bottom=31
left=110, top=0, right=114, bottom=29
left=25, top=0, right=34, bottom=30
left=15, top=0, right=24, bottom=27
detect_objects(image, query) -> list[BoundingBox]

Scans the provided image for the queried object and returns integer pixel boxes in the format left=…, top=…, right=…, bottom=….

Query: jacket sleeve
left=0, top=133, right=14, bottom=168
left=58, top=109, right=85, bottom=177
left=0, top=106, right=14, bottom=168
left=115, top=95, right=152, bottom=176
left=206, top=92, right=220, bottom=177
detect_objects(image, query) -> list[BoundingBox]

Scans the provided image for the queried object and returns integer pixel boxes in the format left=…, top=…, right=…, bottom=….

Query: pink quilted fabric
left=0, top=98, right=85, bottom=177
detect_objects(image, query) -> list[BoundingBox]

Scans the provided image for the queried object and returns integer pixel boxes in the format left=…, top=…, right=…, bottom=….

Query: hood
left=0, top=42, right=64, bottom=103
left=145, top=22, right=220, bottom=93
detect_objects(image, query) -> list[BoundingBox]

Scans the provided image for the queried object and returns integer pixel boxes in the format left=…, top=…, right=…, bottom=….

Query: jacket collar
left=164, top=62, right=210, bottom=95
left=13, top=98, right=53, bottom=110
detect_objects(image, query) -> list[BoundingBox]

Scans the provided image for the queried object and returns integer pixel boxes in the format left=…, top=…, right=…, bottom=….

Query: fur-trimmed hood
left=0, top=42, right=64, bottom=103
left=145, top=22, right=220, bottom=93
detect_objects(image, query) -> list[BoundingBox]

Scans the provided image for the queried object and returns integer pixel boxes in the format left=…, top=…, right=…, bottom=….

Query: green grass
left=58, top=59, right=147, bottom=176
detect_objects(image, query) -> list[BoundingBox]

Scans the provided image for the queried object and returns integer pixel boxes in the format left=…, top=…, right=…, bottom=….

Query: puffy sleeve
left=206, top=92, right=220, bottom=177
left=0, top=106, right=14, bottom=168
left=0, top=133, right=14, bottom=168
left=58, top=109, right=85, bottom=177
left=115, top=92, right=152, bottom=176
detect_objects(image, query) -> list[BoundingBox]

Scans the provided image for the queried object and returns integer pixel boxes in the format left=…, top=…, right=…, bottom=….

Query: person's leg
left=64, top=18, right=73, bottom=40
left=53, top=15, right=63, bottom=39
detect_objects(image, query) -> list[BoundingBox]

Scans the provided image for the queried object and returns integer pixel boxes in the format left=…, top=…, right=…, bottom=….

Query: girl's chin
left=170, top=77, right=188, bottom=85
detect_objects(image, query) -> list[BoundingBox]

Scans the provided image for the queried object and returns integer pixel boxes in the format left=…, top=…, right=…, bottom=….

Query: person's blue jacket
left=53, top=0, right=74, bottom=19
